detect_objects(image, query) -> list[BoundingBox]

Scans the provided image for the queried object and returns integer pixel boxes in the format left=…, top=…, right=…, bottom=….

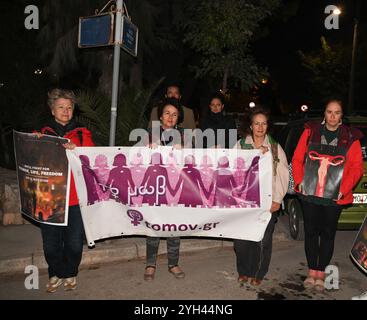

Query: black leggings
left=301, top=200, right=342, bottom=271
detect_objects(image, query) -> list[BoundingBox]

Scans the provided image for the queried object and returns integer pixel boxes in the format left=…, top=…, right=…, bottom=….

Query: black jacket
left=200, top=111, right=237, bottom=148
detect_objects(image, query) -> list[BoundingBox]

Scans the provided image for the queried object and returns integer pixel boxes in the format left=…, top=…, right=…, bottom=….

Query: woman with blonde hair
left=35, top=88, right=95, bottom=293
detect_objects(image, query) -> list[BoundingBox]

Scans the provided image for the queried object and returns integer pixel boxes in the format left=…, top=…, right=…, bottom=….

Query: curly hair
left=157, top=98, right=184, bottom=125
left=47, top=88, right=76, bottom=110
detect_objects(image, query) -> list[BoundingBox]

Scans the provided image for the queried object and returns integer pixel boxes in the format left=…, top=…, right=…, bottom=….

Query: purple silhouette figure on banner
left=166, top=152, right=181, bottom=205
left=208, top=156, right=238, bottom=207
left=233, top=157, right=248, bottom=203
left=106, top=153, right=135, bottom=204
left=140, top=153, right=175, bottom=206
left=79, top=155, right=100, bottom=205
left=93, top=154, right=111, bottom=201
left=174, top=155, right=210, bottom=207
left=236, top=156, right=260, bottom=207
left=199, top=155, right=215, bottom=206
left=130, top=153, right=146, bottom=205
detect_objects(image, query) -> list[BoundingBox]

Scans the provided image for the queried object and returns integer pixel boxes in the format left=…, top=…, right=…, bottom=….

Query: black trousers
left=233, top=214, right=277, bottom=280
left=40, top=205, right=84, bottom=278
left=301, top=200, right=342, bottom=271
left=146, top=237, right=180, bottom=267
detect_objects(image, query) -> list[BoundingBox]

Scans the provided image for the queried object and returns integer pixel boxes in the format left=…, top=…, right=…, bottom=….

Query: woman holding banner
left=233, top=106, right=289, bottom=286
left=144, top=98, right=186, bottom=281
left=35, top=89, right=95, bottom=293
left=292, top=99, right=363, bottom=291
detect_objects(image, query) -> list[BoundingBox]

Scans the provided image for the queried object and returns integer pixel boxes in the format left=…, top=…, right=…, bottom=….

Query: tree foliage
left=299, top=37, right=350, bottom=106
left=182, top=0, right=281, bottom=90
left=75, top=79, right=163, bottom=146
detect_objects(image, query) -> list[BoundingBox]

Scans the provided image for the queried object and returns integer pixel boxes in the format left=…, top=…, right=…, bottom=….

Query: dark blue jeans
left=40, top=205, right=84, bottom=278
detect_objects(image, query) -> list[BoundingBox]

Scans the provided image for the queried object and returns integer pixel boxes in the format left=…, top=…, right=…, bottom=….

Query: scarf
left=44, top=118, right=80, bottom=137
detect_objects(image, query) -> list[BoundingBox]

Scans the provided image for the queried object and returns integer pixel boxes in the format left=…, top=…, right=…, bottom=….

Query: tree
left=37, top=0, right=171, bottom=93
left=75, top=79, right=164, bottom=146
left=182, top=0, right=281, bottom=91
left=299, top=37, right=351, bottom=107
left=0, top=1, right=49, bottom=168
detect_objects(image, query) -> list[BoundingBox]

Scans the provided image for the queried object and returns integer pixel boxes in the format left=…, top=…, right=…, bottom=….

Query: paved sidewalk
left=0, top=218, right=290, bottom=275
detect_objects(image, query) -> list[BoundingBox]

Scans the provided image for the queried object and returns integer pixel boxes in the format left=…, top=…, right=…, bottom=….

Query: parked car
left=276, top=115, right=367, bottom=240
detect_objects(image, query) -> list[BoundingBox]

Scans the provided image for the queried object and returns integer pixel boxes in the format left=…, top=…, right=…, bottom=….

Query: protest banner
left=67, top=147, right=273, bottom=246
left=14, top=131, right=70, bottom=225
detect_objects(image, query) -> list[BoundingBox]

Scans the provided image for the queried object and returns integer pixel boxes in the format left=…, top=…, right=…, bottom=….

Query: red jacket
left=39, top=125, right=95, bottom=206
left=292, top=123, right=363, bottom=205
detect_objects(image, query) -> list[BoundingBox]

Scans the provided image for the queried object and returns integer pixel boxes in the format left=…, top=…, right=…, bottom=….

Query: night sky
left=1, top=1, right=366, bottom=116
left=254, top=0, right=366, bottom=110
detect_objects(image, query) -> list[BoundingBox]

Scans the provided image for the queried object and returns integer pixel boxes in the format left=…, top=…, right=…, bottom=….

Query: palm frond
left=76, top=78, right=164, bottom=146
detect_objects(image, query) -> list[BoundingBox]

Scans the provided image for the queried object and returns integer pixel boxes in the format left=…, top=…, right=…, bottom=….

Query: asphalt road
left=0, top=227, right=366, bottom=301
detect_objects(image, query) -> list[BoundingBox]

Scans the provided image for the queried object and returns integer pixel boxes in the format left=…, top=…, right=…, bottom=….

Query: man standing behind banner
left=149, top=84, right=196, bottom=130
left=292, top=99, right=363, bottom=292
left=233, top=106, right=289, bottom=286
left=34, top=89, right=95, bottom=293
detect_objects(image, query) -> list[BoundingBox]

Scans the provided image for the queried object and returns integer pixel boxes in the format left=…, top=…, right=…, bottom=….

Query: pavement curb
left=0, top=239, right=234, bottom=275
left=0, top=231, right=290, bottom=275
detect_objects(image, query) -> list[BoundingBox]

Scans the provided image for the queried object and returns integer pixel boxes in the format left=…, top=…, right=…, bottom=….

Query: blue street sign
left=78, top=13, right=114, bottom=48
left=121, top=16, right=138, bottom=57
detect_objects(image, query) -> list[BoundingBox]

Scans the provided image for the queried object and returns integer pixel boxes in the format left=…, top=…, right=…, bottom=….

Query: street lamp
left=333, top=8, right=341, bottom=15
left=301, top=105, right=309, bottom=112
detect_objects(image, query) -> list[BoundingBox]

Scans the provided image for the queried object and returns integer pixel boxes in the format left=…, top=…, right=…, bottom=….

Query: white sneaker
left=64, top=277, right=77, bottom=291
left=352, top=291, right=367, bottom=300
left=46, top=276, right=63, bottom=293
